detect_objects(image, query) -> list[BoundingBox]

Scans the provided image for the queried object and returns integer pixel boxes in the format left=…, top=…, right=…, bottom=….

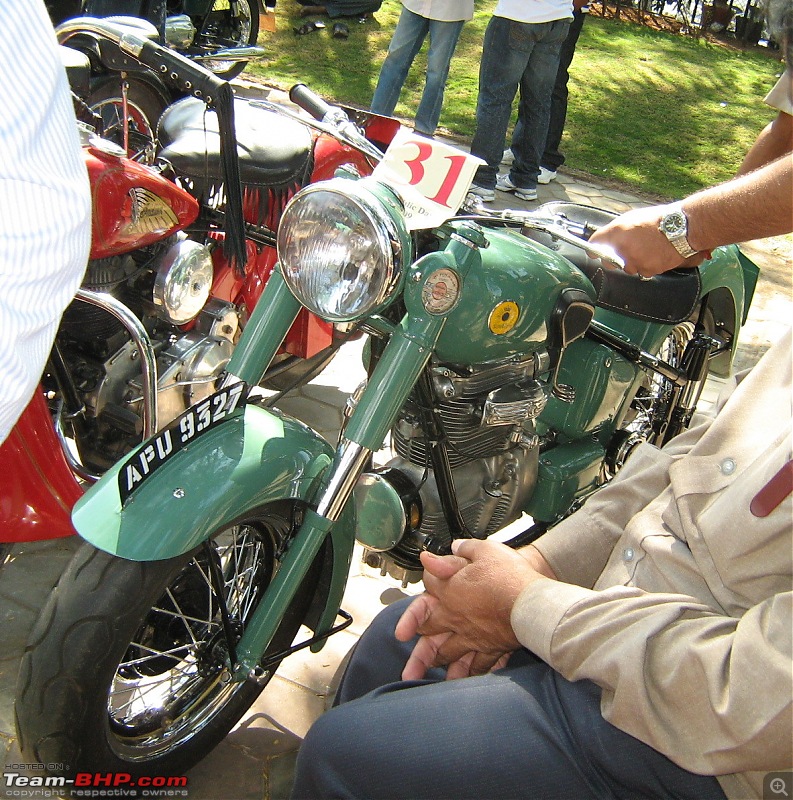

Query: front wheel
left=88, top=76, right=169, bottom=162
left=197, top=0, right=260, bottom=80
left=16, top=502, right=316, bottom=777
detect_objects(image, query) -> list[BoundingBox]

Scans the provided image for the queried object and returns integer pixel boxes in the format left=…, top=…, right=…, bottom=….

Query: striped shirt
left=0, top=0, right=91, bottom=444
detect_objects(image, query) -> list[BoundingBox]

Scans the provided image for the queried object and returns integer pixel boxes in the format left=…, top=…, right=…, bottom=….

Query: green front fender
left=72, top=404, right=338, bottom=561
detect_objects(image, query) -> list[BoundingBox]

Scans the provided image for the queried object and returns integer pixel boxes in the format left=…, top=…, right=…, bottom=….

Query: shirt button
left=720, top=458, right=737, bottom=475
left=623, top=547, right=635, bottom=562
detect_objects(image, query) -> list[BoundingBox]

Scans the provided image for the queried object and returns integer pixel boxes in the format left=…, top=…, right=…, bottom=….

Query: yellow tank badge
left=489, top=301, right=520, bottom=334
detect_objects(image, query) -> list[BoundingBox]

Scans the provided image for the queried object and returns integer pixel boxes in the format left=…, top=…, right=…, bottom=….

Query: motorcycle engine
left=365, top=353, right=550, bottom=581
left=55, top=236, right=238, bottom=471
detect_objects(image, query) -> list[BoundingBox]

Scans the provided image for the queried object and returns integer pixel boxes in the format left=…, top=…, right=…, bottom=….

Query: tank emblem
left=127, top=188, right=179, bottom=235
left=489, top=301, right=520, bottom=334
left=421, top=268, right=461, bottom=315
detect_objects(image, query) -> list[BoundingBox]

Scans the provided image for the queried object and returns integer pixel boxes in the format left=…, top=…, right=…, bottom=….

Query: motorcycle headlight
left=153, top=238, right=214, bottom=325
left=277, top=178, right=410, bottom=323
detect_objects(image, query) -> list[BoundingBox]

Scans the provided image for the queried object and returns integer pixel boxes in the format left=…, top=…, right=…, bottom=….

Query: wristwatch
left=659, top=203, right=698, bottom=258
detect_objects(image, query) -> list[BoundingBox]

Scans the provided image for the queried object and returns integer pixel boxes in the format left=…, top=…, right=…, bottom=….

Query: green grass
left=249, top=1, right=785, bottom=199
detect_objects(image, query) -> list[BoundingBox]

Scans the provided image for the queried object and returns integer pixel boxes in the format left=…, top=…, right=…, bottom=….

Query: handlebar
left=289, top=83, right=334, bottom=122
left=511, top=212, right=625, bottom=271
left=460, top=200, right=626, bottom=271
left=285, top=83, right=385, bottom=164
left=57, top=17, right=227, bottom=103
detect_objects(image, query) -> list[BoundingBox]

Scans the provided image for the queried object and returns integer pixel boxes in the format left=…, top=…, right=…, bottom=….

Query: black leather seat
left=158, top=96, right=314, bottom=191
left=525, top=202, right=701, bottom=325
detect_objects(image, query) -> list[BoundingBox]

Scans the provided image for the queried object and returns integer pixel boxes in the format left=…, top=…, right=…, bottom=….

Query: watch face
left=661, top=211, right=686, bottom=236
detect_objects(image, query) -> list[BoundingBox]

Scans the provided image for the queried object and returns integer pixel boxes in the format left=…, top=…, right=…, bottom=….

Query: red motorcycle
left=0, top=18, right=398, bottom=556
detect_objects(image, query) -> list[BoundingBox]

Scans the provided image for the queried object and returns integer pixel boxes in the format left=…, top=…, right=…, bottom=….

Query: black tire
left=16, top=501, right=317, bottom=778
left=261, top=346, right=338, bottom=393
left=88, top=76, right=169, bottom=162
left=197, top=0, right=260, bottom=80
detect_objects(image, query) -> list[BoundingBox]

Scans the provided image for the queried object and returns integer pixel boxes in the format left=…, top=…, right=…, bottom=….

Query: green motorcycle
left=16, top=91, right=759, bottom=778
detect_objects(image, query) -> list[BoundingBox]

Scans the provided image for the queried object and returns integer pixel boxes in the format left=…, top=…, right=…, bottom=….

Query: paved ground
left=1, top=86, right=791, bottom=800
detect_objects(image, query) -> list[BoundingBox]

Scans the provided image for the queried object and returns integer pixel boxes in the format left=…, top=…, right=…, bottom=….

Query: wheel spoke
left=119, top=642, right=194, bottom=669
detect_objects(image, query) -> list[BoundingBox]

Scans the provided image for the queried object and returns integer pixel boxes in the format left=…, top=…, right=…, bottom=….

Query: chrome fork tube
left=315, top=439, right=371, bottom=521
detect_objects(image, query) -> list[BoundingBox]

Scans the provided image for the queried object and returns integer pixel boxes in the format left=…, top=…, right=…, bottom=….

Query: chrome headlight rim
left=276, top=178, right=410, bottom=323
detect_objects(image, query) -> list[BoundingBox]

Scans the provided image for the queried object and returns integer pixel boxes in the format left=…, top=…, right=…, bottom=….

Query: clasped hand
left=395, top=539, right=550, bottom=681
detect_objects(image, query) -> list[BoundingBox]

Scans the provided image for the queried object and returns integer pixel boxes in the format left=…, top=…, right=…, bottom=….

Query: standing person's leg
left=291, top=597, right=728, bottom=800
left=542, top=9, right=586, bottom=174
left=469, top=17, right=530, bottom=192
left=413, top=18, right=465, bottom=136
left=509, top=18, right=569, bottom=191
left=370, top=8, right=430, bottom=118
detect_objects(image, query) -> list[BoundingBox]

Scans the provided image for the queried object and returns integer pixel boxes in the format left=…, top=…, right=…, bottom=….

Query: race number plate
left=372, top=128, right=484, bottom=230
left=117, top=383, right=248, bottom=505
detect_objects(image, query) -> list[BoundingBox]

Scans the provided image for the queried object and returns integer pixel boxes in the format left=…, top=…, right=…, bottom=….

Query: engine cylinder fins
left=60, top=255, right=141, bottom=342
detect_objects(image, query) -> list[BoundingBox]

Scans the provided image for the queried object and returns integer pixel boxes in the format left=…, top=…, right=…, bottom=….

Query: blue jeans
left=370, top=7, right=465, bottom=136
left=471, top=15, right=570, bottom=190
left=291, top=598, right=729, bottom=800
left=542, top=9, right=587, bottom=171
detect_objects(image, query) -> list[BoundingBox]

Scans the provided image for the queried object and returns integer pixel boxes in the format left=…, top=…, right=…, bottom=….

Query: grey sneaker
left=501, top=148, right=514, bottom=166
left=538, top=167, right=558, bottom=184
left=468, top=183, right=495, bottom=202
left=496, top=174, right=538, bottom=201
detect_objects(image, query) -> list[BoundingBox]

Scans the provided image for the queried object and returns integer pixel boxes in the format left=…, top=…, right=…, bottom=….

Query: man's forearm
left=518, top=544, right=557, bottom=580
left=685, top=153, right=793, bottom=250
left=737, top=111, right=793, bottom=175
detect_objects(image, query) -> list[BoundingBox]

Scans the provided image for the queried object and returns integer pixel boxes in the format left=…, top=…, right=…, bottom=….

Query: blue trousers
left=471, top=15, right=570, bottom=191
left=290, top=598, right=728, bottom=799
left=370, top=7, right=465, bottom=136
left=540, top=9, right=587, bottom=171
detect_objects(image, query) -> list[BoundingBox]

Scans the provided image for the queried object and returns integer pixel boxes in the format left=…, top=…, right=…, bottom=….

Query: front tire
left=198, top=0, right=260, bottom=80
left=16, top=502, right=315, bottom=777
left=88, top=76, right=169, bottom=162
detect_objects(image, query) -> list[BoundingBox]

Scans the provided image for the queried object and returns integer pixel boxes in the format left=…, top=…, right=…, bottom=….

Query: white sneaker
left=501, top=148, right=514, bottom=166
left=538, top=167, right=558, bottom=184
left=468, top=184, right=495, bottom=202
left=496, top=174, right=538, bottom=201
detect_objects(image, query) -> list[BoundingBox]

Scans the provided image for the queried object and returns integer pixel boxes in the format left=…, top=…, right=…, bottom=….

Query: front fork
left=221, top=264, right=446, bottom=681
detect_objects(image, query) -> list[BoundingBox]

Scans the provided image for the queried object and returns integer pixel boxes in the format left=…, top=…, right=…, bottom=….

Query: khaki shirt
left=512, top=329, right=793, bottom=800
left=765, top=69, right=793, bottom=116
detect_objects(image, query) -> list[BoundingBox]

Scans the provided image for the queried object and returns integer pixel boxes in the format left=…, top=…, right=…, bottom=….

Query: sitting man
left=290, top=2, right=793, bottom=795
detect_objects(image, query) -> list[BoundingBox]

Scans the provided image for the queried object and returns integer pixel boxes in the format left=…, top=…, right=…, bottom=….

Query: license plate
left=118, top=383, right=248, bottom=505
